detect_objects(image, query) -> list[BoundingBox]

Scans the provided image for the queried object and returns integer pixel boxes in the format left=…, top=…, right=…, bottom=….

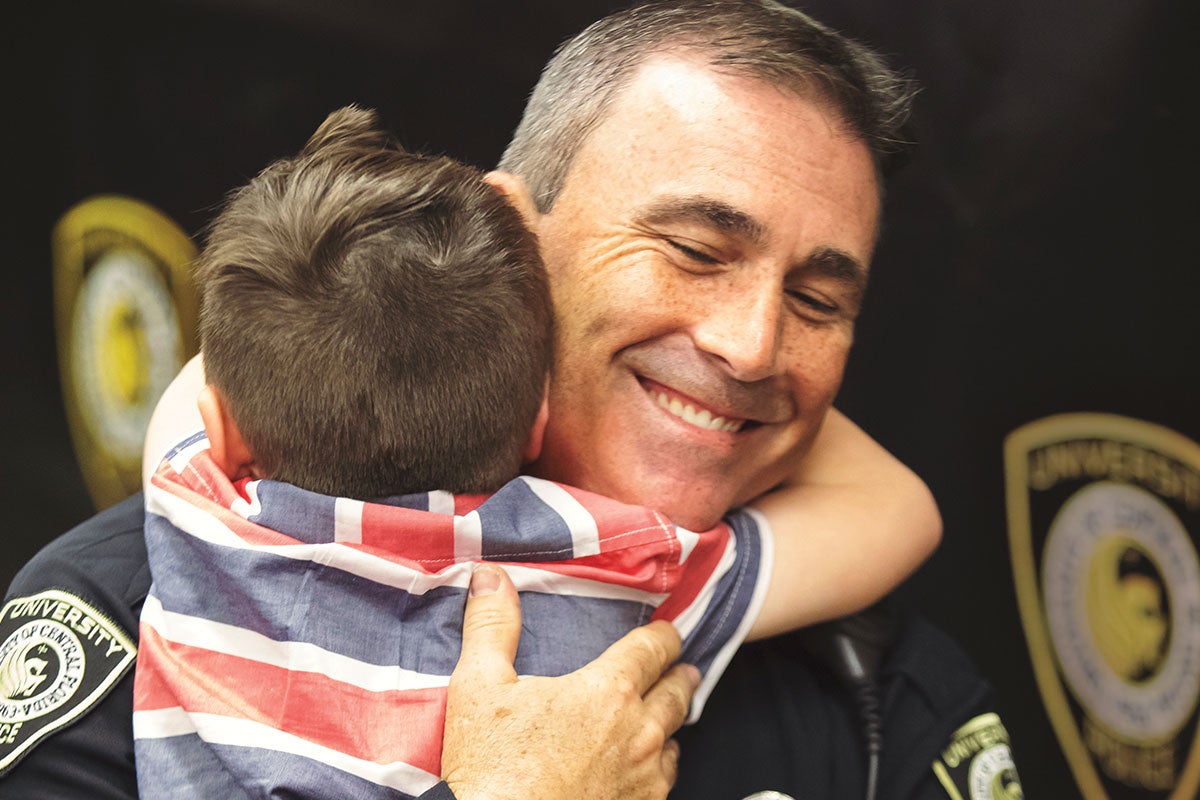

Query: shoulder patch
left=932, top=713, right=1024, bottom=800
left=0, top=589, right=136, bottom=774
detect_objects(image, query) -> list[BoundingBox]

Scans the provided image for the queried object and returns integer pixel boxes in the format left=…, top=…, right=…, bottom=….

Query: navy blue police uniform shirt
left=1, top=494, right=147, bottom=800
left=0, top=493, right=1015, bottom=800
left=670, top=611, right=1009, bottom=799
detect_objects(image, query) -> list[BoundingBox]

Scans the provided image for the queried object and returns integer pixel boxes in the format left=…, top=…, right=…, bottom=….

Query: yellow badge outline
left=51, top=195, right=199, bottom=509
left=1004, top=412, right=1200, bottom=799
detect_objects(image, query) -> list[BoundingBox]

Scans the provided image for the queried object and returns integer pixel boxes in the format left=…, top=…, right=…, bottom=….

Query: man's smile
left=622, top=336, right=794, bottom=437
left=639, top=377, right=746, bottom=433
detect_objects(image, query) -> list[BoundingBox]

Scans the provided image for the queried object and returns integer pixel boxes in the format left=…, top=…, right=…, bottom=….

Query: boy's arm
left=746, top=408, right=942, bottom=640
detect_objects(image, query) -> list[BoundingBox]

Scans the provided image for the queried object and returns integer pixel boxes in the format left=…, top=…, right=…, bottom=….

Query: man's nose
left=691, top=279, right=783, bottom=383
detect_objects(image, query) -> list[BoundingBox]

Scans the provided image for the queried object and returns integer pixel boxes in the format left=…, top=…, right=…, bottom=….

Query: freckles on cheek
left=784, top=335, right=850, bottom=389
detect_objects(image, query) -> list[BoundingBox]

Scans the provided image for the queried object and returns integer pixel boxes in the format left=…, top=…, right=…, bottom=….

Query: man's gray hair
left=499, top=0, right=918, bottom=212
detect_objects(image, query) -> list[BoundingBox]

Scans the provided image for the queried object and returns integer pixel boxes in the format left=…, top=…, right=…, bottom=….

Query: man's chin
left=531, top=443, right=738, bottom=530
left=665, top=507, right=729, bottom=532
left=633, top=486, right=733, bottom=532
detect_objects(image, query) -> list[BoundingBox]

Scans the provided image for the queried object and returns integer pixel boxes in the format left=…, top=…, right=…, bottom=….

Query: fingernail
left=469, top=563, right=502, bottom=597
left=682, top=664, right=701, bottom=688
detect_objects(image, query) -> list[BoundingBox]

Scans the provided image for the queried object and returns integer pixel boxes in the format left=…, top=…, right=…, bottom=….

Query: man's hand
left=442, top=564, right=699, bottom=800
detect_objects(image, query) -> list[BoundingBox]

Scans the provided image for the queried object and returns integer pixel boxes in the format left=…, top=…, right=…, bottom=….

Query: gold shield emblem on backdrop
left=52, top=196, right=198, bottom=509
left=1005, top=414, right=1200, bottom=799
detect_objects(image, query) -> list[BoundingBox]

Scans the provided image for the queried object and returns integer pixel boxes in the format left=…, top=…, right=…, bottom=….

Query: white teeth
left=652, top=391, right=744, bottom=433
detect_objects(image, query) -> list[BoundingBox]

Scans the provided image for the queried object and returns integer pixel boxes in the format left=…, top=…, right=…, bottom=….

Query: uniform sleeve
left=877, top=615, right=1025, bottom=800
left=0, top=494, right=149, bottom=800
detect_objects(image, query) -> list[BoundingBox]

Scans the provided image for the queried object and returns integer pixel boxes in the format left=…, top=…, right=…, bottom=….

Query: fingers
left=660, top=738, right=681, bottom=790
left=642, top=663, right=700, bottom=738
left=588, top=620, right=683, bottom=694
left=454, top=564, right=521, bottom=682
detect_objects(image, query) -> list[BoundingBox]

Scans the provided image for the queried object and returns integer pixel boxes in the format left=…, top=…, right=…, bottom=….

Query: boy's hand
left=442, top=563, right=699, bottom=800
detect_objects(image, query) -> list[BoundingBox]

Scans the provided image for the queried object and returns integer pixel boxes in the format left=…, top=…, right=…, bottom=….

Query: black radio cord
left=850, top=674, right=883, bottom=800
left=797, top=598, right=897, bottom=800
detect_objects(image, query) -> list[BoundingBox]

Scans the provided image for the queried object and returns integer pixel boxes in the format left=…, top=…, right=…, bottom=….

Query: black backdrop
left=3, top=1, right=1193, bottom=797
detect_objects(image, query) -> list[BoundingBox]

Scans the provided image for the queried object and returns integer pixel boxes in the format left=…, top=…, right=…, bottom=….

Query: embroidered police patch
left=932, top=713, right=1024, bottom=800
left=1005, top=414, right=1200, bottom=797
left=0, top=590, right=136, bottom=774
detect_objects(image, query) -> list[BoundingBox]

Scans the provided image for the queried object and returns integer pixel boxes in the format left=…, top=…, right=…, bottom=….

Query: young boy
left=134, top=106, right=937, bottom=799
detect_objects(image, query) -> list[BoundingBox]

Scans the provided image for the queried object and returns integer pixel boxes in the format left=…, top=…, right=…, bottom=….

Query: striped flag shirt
left=133, top=431, right=772, bottom=799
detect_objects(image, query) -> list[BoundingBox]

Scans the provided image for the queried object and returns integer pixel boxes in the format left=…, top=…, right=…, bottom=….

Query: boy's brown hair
left=198, top=106, right=552, bottom=499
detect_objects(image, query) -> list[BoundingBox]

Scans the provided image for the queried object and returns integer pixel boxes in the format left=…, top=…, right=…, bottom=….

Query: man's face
left=530, top=58, right=880, bottom=530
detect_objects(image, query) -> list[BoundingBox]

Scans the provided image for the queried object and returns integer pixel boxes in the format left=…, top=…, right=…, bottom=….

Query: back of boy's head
left=197, top=105, right=553, bottom=499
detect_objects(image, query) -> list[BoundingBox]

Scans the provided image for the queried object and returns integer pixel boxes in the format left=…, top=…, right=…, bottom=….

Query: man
left=494, top=4, right=1010, bottom=797
left=1, top=2, right=1013, bottom=798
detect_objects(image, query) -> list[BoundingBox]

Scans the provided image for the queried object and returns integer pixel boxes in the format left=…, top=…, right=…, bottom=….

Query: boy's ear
left=197, top=385, right=262, bottom=481
left=483, top=171, right=541, bottom=228
left=522, top=384, right=551, bottom=464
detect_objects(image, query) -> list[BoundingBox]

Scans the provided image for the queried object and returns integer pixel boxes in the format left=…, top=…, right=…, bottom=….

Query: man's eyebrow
left=634, top=196, right=768, bottom=246
left=636, top=197, right=869, bottom=299
left=803, top=247, right=870, bottom=300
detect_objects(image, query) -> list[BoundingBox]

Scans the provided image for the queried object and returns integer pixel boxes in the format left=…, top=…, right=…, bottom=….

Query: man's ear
left=483, top=171, right=541, bottom=228
left=196, top=385, right=262, bottom=481
left=522, top=383, right=551, bottom=464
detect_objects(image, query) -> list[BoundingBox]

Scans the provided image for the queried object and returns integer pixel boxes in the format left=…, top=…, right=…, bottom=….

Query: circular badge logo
left=1043, top=482, right=1200, bottom=743
left=968, top=745, right=1022, bottom=799
left=70, top=248, right=183, bottom=463
left=0, top=621, right=85, bottom=722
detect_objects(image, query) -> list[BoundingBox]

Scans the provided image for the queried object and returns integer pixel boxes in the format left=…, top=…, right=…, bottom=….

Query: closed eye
left=667, top=239, right=720, bottom=265
left=787, top=289, right=839, bottom=315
